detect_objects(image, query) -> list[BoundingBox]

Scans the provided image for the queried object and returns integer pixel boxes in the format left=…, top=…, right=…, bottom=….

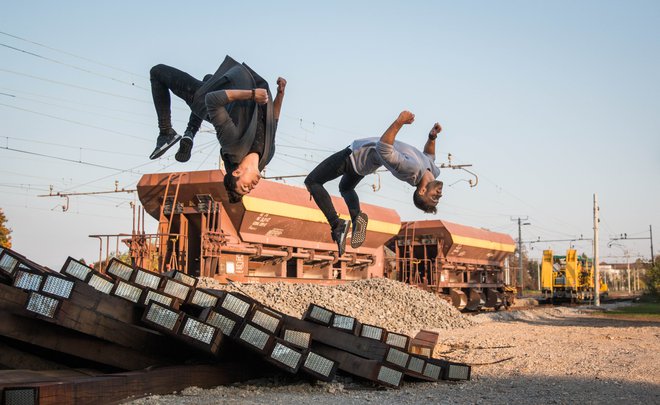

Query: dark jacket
left=191, top=55, right=275, bottom=171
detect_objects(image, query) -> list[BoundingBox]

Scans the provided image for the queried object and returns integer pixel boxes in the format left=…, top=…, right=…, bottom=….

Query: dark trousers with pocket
left=149, top=64, right=205, bottom=136
left=304, top=147, right=364, bottom=230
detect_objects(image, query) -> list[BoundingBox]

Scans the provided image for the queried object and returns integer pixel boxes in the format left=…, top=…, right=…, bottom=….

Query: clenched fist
left=276, top=77, right=287, bottom=94
left=396, top=110, right=415, bottom=125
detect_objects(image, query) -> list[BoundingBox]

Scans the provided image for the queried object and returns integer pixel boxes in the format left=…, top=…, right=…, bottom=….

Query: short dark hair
left=223, top=170, right=243, bottom=204
left=413, top=191, right=438, bottom=214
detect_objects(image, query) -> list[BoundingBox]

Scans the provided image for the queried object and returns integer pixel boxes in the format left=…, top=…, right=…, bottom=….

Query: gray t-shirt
left=349, top=137, right=440, bottom=186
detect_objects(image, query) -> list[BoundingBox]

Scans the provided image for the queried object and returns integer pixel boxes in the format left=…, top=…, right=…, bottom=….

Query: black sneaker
left=149, top=129, right=181, bottom=160
left=175, top=132, right=194, bottom=162
left=350, top=212, right=368, bottom=249
left=331, top=219, right=350, bottom=256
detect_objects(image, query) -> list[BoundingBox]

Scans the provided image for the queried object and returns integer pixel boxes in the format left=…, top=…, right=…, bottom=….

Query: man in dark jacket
left=149, top=56, right=286, bottom=202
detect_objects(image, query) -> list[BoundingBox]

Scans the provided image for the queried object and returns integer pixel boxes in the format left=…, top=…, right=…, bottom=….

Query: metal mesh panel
left=222, top=294, right=250, bottom=318
left=114, top=281, right=142, bottom=303
left=385, top=333, right=408, bottom=349
left=14, top=271, right=43, bottom=291
left=239, top=324, right=269, bottom=350
left=447, top=364, right=470, bottom=380
left=163, top=280, right=190, bottom=300
left=332, top=314, right=355, bottom=330
left=251, top=309, right=280, bottom=333
left=42, top=275, right=74, bottom=298
left=303, top=352, right=335, bottom=377
left=144, top=290, right=173, bottom=307
left=133, top=270, right=161, bottom=289
left=377, top=365, right=402, bottom=387
left=26, top=293, right=59, bottom=318
left=64, top=260, right=91, bottom=281
left=107, top=260, right=133, bottom=280
left=270, top=342, right=301, bottom=369
left=386, top=348, right=409, bottom=368
left=0, top=254, right=18, bottom=274
left=309, top=305, right=332, bottom=324
left=423, top=363, right=441, bottom=380
left=88, top=274, right=113, bottom=294
left=283, top=329, right=311, bottom=349
left=146, top=304, right=178, bottom=330
left=3, top=388, right=36, bottom=405
left=182, top=318, right=215, bottom=344
left=191, top=290, right=218, bottom=307
left=206, top=311, right=237, bottom=336
left=408, top=356, right=425, bottom=374
left=174, top=271, right=196, bottom=286
left=360, top=325, right=383, bottom=340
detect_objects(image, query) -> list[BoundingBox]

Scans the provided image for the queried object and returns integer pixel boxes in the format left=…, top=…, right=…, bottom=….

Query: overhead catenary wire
left=0, top=30, right=148, bottom=81
left=0, top=102, right=152, bottom=142
left=0, top=42, right=150, bottom=90
left=0, top=31, right=625, bottom=245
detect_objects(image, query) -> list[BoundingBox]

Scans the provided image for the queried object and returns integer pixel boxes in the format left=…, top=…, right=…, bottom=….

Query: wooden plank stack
left=0, top=247, right=471, bottom=404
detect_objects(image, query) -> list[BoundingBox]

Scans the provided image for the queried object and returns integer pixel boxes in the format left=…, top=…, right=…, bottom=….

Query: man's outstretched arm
left=379, top=110, right=415, bottom=145
left=424, top=122, right=441, bottom=157
left=273, top=77, right=287, bottom=120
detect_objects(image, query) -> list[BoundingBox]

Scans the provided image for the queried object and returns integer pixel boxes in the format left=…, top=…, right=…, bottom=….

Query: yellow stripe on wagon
left=243, top=196, right=401, bottom=235
left=450, top=235, right=516, bottom=253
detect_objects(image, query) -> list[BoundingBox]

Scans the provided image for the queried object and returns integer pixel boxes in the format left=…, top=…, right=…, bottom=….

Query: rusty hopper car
left=97, top=169, right=516, bottom=310
left=131, top=170, right=401, bottom=284
left=388, top=220, right=516, bottom=311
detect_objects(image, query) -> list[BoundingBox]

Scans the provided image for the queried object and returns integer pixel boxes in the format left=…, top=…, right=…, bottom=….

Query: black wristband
left=428, top=132, right=437, bottom=140
left=251, top=89, right=255, bottom=101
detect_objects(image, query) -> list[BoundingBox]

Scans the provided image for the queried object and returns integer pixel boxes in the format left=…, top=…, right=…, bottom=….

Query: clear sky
left=1, top=0, right=658, bottom=269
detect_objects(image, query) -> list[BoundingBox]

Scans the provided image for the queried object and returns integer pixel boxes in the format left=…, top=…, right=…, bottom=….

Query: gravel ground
left=124, top=282, right=660, bottom=404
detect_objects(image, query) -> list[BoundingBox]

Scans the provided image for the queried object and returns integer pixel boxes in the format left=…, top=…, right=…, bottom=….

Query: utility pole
left=511, top=216, right=529, bottom=298
left=651, top=225, right=655, bottom=266
left=593, top=194, right=600, bottom=306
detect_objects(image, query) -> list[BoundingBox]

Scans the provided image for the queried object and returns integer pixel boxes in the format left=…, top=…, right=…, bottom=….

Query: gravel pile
left=197, top=277, right=474, bottom=335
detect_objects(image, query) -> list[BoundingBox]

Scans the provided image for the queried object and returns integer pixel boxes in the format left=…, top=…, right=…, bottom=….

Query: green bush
left=645, top=261, right=660, bottom=297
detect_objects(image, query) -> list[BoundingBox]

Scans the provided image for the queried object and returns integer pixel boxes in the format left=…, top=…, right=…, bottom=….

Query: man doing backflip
left=149, top=55, right=286, bottom=203
left=304, top=110, right=443, bottom=255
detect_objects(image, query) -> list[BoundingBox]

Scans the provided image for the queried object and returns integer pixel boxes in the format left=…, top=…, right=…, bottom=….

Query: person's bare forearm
left=423, top=138, right=435, bottom=156
left=273, top=77, right=287, bottom=120
left=225, top=89, right=268, bottom=104
left=380, top=110, right=415, bottom=145
left=424, top=122, right=442, bottom=156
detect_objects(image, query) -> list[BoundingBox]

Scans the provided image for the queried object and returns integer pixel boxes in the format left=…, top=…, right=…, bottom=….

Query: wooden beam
left=1, top=363, right=270, bottom=405
left=282, top=314, right=388, bottom=360
left=0, top=312, right=168, bottom=370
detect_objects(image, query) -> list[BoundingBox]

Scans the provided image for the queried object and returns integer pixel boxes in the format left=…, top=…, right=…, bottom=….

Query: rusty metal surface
left=398, top=219, right=515, bottom=266
left=137, top=169, right=400, bottom=253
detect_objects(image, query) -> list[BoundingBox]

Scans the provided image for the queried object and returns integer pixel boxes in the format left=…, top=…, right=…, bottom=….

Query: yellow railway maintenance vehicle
left=541, top=249, right=608, bottom=303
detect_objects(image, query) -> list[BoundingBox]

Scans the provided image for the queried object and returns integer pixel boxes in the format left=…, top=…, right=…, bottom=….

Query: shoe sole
left=350, top=212, right=368, bottom=249
left=175, top=138, right=193, bottom=162
left=149, top=134, right=182, bottom=160
left=337, top=220, right=349, bottom=256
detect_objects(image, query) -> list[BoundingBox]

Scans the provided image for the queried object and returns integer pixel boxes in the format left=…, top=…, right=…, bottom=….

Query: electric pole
left=511, top=216, right=529, bottom=298
left=594, top=194, right=600, bottom=306
left=651, top=225, right=655, bottom=266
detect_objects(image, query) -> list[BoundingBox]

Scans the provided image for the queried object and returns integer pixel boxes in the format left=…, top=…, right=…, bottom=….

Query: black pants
left=149, top=64, right=204, bottom=136
left=304, top=147, right=364, bottom=229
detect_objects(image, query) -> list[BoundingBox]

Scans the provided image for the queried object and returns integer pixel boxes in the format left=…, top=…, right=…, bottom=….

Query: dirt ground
left=124, top=306, right=660, bottom=404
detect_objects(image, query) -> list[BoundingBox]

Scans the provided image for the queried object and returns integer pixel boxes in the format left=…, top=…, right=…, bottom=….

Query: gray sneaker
left=149, top=129, right=181, bottom=160
left=350, top=212, right=368, bottom=249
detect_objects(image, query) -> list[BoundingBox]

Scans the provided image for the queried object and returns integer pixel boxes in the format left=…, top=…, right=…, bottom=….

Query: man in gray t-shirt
left=304, top=110, right=444, bottom=256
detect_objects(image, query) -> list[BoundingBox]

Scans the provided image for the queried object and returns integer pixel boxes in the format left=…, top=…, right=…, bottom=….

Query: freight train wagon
left=387, top=220, right=516, bottom=311
left=101, top=170, right=516, bottom=310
